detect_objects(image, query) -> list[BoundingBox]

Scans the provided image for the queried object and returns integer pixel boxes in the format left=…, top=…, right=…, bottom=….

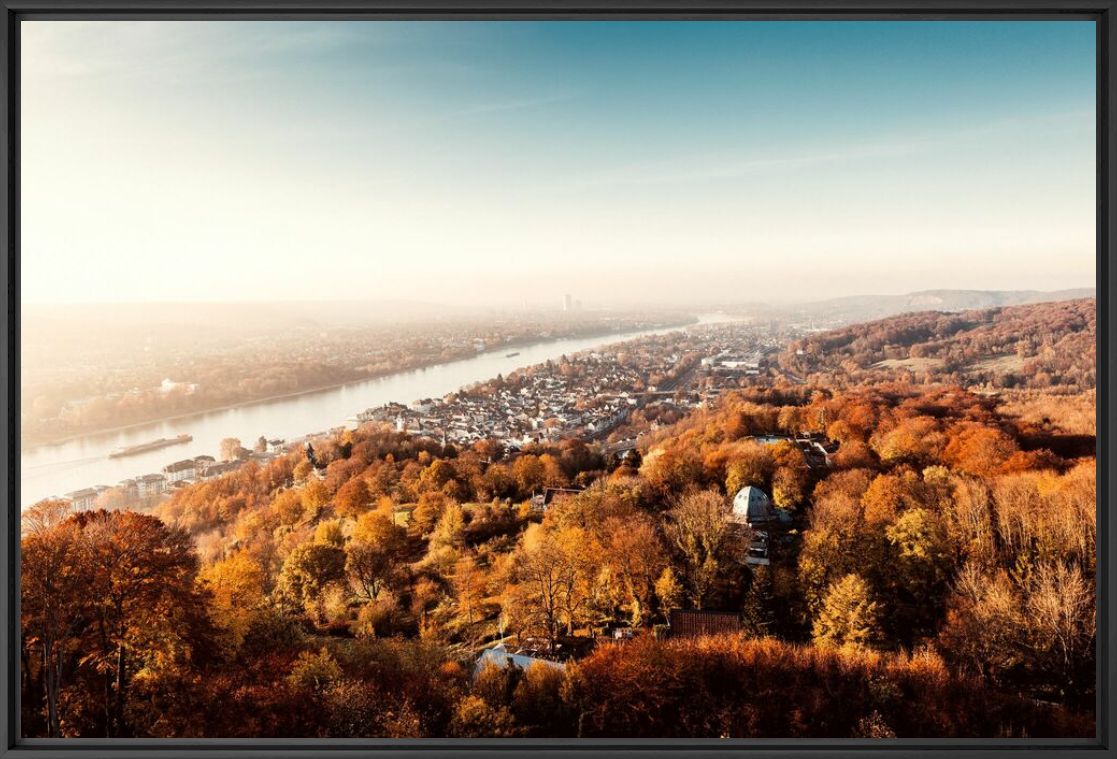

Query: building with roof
left=63, top=487, right=100, bottom=510
left=473, top=643, right=567, bottom=677
left=117, top=478, right=138, bottom=499
left=667, top=609, right=742, bottom=639
left=201, top=460, right=242, bottom=480
left=732, top=486, right=779, bottom=528
left=136, top=473, right=166, bottom=498
left=163, top=459, right=197, bottom=483
left=530, top=486, right=585, bottom=513
left=746, top=531, right=771, bottom=566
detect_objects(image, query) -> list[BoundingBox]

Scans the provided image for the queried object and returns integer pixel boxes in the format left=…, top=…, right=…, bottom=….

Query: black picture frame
left=1, top=2, right=1113, bottom=757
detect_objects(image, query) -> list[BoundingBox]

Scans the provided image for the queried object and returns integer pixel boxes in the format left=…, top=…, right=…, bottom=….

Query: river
left=20, top=315, right=732, bottom=507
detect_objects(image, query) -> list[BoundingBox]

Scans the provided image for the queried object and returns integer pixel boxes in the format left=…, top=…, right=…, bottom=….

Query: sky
left=21, top=20, right=1096, bottom=308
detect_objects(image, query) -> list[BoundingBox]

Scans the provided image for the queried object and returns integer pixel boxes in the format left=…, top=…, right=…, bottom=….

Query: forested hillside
left=765, top=288, right=1094, bottom=326
left=21, top=302, right=1096, bottom=739
left=780, top=298, right=1095, bottom=392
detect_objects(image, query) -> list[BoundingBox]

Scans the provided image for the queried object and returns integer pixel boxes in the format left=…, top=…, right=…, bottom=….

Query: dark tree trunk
left=97, top=618, right=111, bottom=737
left=103, top=672, right=112, bottom=738
left=21, top=645, right=34, bottom=704
left=43, top=641, right=60, bottom=738
left=114, top=639, right=126, bottom=737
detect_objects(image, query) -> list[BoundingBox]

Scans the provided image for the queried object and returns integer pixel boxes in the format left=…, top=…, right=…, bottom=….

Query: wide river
left=21, top=315, right=730, bottom=508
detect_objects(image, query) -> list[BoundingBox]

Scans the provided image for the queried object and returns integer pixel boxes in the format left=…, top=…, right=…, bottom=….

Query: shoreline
left=22, top=319, right=698, bottom=453
left=23, top=377, right=378, bottom=451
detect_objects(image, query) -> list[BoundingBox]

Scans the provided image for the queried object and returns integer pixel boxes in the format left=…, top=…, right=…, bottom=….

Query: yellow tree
left=346, top=511, right=408, bottom=602
left=602, top=516, right=666, bottom=626
left=507, top=526, right=592, bottom=649
left=277, top=542, right=347, bottom=622
left=812, top=573, right=881, bottom=648
left=430, top=502, right=466, bottom=553
left=513, top=455, right=546, bottom=496
left=665, top=490, right=740, bottom=609
left=199, top=552, right=266, bottom=652
left=334, top=477, right=372, bottom=518
left=452, top=554, right=490, bottom=630
left=300, top=480, right=330, bottom=521
left=76, top=510, right=210, bottom=737
left=654, top=567, right=684, bottom=618
left=725, top=445, right=773, bottom=496
left=20, top=501, right=83, bottom=737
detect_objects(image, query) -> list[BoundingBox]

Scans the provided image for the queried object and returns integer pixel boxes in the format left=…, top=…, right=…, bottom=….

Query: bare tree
left=1027, top=561, right=1095, bottom=692
left=665, top=489, right=747, bottom=609
left=220, top=437, right=242, bottom=462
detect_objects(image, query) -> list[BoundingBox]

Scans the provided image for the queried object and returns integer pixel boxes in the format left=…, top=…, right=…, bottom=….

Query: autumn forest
left=20, top=298, right=1097, bottom=739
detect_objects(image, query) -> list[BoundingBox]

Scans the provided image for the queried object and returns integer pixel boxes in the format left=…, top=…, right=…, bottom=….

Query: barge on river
left=108, top=434, right=193, bottom=459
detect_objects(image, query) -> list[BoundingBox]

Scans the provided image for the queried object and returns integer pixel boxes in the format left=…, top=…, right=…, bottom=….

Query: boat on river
left=108, top=434, right=192, bottom=459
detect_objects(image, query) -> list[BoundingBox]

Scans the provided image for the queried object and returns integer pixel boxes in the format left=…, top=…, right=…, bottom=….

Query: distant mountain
left=771, top=288, right=1096, bottom=326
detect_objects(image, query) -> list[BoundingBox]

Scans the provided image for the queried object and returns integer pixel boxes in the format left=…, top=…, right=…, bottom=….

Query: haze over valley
left=20, top=286, right=1093, bottom=509
left=17, top=19, right=1097, bottom=742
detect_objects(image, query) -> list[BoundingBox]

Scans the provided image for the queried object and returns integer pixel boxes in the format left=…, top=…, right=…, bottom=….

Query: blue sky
left=21, top=20, right=1096, bottom=306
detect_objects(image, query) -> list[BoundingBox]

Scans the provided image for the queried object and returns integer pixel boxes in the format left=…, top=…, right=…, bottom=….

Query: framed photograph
left=2, top=1, right=1113, bottom=757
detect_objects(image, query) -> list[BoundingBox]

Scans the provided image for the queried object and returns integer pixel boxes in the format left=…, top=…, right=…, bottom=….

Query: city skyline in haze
left=21, top=20, right=1096, bottom=306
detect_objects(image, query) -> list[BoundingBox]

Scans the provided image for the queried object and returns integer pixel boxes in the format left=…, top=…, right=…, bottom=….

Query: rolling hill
left=765, top=288, right=1096, bottom=326
left=779, top=297, right=1096, bottom=391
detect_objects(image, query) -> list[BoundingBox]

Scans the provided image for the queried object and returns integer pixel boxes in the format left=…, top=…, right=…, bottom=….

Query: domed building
left=731, top=486, right=778, bottom=528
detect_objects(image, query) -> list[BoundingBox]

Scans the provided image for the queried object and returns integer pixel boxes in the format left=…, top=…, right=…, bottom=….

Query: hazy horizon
left=18, top=285, right=1099, bottom=310
left=22, top=20, right=1096, bottom=306
left=17, top=20, right=1101, bottom=742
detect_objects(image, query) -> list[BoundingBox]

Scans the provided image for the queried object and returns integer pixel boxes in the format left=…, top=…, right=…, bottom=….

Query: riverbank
left=21, top=315, right=730, bottom=507
left=22, top=318, right=699, bottom=452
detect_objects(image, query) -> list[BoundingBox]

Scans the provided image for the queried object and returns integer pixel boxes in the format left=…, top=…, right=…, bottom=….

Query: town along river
left=20, top=316, right=730, bottom=508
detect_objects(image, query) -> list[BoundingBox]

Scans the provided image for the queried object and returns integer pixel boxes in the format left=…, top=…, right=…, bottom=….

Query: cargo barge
left=108, top=434, right=192, bottom=459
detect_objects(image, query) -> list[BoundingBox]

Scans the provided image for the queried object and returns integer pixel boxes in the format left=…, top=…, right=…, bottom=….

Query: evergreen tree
left=741, top=565, right=777, bottom=637
left=812, top=573, right=881, bottom=648
left=654, top=567, right=683, bottom=619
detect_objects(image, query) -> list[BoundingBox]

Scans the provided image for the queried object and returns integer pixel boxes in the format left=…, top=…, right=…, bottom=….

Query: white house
left=163, top=459, right=196, bottom=483
left=63, top=487, right=99, bottom=510
left=136, top=473, right=166, bottom=498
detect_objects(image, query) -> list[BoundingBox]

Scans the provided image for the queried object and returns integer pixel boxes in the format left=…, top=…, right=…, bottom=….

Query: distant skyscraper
left=563, top=293, right=573, bottom=312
